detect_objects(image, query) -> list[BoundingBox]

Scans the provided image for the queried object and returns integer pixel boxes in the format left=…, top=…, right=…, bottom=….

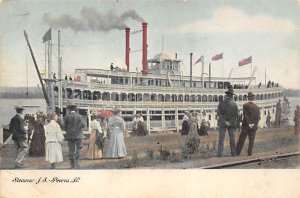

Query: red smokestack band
left=125, top=27, right=130, bottom=72
left=142, top=22, right=148, bottom=75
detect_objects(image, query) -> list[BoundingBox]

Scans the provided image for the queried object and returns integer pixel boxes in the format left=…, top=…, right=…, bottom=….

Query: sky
left=0, top=0, right=299, bottom=89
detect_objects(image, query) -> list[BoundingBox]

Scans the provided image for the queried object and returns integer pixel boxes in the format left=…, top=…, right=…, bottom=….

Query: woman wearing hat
left=87, top=110, right=104, bottom=159
left=45, top=112, right=64, bottom=169
left=28, top=111, right=46, bottom=157
left=106, top=107, right=127, bottom=158
left=181, top=111, right=190, bottom=135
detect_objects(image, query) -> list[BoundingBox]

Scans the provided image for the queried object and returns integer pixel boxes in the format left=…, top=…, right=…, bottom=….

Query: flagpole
left=58, top=30, right=62, bottom=111
left=251, top=56, right=253, bottom=78
left=190, top=53, right=193, bottom=88
left=265, top=67, right=266, bottom=86
left=201, top=56, right=204, bottom=88
left=222, top=58, right=224, bottom=78
left=45, top=43, right=47, bottom=78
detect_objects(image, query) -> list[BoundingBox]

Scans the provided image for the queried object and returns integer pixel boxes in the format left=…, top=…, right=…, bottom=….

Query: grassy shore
left=0, top=126, right=299, bottom=169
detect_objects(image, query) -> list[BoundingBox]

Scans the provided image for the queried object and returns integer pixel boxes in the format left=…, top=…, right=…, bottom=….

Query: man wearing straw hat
left=236, top=92, right=261, bottom=156
left=9, top=106, right=28, bottom=168
left=64, top=102, right=85, bottom=169
left=217, top=85, right=239, bottom=157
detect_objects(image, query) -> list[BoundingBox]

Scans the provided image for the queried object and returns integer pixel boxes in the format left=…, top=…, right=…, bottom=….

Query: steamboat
left=24, top=23, right=285, bottom=134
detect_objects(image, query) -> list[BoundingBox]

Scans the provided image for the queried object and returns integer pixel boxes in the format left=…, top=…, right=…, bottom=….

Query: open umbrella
left=98, top=110, right=113, bottom=118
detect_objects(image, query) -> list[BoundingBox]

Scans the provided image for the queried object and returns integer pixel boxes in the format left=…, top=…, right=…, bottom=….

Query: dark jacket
left=64, top=111, right=85, bottom=140
left=242, top=101, right=261, bottom=130
left=217, top=97, right=239, bottom=128
left=9, top=114, right=27, bottom=141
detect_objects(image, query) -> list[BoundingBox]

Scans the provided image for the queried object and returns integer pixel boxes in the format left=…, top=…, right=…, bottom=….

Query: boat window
left=202, top=95, right=207, bottom=102
left=184, top=95, right=190, bottom=102
left=102, top=92, right=110, bottom=101
left=151, top=94, right=157, bottom=101
left=208, top=95, right=212, bottom=102
left=179, top=94, right=183, bottom=102
left=74, top=89, right=82, bottom=99
left=239, top=95, right=243, bottom=101
left=158, top=94, right=164, bottom=102
left=197, top=95, right=201, bottom=102
left=121, top=93, right=127, bottom=101
left=256, top=94, right=259, bottom=100
left=93, top=91, right=101, bottom=100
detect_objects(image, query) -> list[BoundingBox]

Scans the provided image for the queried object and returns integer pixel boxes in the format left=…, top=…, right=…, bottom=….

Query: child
left=45, top=113, right=64, bottom=169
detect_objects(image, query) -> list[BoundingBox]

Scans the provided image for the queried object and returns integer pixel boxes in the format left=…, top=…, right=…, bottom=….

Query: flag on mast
left=194, top=55, right=204, bottom=65
left=238, top=56, right=252, bottom=66
left=212, top=53, right=223, bottom=61
left=42, top=28, right=52, bottom=43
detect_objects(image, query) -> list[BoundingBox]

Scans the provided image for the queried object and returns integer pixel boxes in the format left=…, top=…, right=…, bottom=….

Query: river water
left=1, top=97, right=300, bottom=126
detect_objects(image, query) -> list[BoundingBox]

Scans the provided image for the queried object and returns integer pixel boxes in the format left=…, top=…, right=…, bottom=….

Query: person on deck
left=28, top=111, right=46, bottom=157
left=45, top=112, right=64, bottom=169
left=217, top=85, right=239, bottom=157
left=293, top=105, right=300, bottom=135
left=266, top=112, right=271, bottom=128
left=181, top=111, right=190, bottom=136
left=55, top=107, right=64, bottom=129
left=106, top=107, right=127, bottom=159
left=236, top=92, right=261, bottom=156
left=9, top=106, right=28, bottom=169
left=87, top=111, right=105, bottom=159
left=64, top=102, right=85, bottom=169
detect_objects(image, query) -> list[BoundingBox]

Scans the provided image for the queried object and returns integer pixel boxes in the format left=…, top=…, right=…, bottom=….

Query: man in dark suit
left=217, top=85, right=239, bottom=157
left=64, top=103, right=85, bottom=169
left=9, top=106, right=28, bottom=168
left=236, top=92, right=261, bottom=156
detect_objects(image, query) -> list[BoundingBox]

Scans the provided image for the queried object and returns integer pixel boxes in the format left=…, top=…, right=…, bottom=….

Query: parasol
left=98, top=110, right=113, bottom=118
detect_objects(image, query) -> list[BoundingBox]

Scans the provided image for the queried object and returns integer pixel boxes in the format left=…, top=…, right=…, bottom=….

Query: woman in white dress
left=87, top=111, right=105, bottom=159
left=106, top=108, right=127, bottom=158
left=45, top=113, right=64, bottom=169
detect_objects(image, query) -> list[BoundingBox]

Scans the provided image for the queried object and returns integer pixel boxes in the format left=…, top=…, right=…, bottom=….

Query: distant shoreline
left=0, top=86, right=43, bottom=99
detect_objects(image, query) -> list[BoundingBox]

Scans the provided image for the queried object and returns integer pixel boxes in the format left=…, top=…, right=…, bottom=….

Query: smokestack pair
left=125, top=22, right=148, bottom=74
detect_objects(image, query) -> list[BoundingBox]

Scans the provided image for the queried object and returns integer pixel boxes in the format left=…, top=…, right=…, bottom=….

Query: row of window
left=58, top=87, right=282, bottom=102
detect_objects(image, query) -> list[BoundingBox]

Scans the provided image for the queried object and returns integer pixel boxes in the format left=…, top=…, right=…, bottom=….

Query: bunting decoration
left=212, top=53, right=223, bottom=61
left=238, top=56, right=252, bottom=66
left=194, top=56, right=204, bottom=65
left=42, top=28, right=52, bottom=43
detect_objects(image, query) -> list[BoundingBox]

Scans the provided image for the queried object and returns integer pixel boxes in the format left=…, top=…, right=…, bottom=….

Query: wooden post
left=162, top=107, right=165, bottom=132
left=147, top=107, right=151, bottom=134
left=175, top=107, right=179, bottom=133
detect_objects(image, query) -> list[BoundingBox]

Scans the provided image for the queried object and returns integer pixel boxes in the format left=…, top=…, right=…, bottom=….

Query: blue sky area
left=0, top=0, right=299, bottom=89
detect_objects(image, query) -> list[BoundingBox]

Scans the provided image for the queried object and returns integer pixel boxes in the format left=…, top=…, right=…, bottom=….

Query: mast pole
left=58, top=30, right=63, bottom=111
left=202, top=56, right=204, bottom=88
left=265, top=67, right=266, bottom=86
left=190, top=53, right=193, bottom=88
left=23, top=30, right=50, bottom=106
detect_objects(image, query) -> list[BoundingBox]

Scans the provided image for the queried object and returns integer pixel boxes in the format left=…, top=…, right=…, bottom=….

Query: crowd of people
left=8, top=85, right=298, bottom=169
left=180, top=86, right=261, bottom=157
left=8, top=103, right=128, bottom=169
left=131, top=113, right=147, bottom=136
left=181, top=111, right=210, bottom=136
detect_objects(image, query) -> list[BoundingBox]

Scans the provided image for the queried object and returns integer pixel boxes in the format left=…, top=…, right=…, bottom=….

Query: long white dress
left=87, top=119, right=104, bottom=159
left=105, top=115, right=127, bottom=158
left=45, top=120, right=64, bottom=163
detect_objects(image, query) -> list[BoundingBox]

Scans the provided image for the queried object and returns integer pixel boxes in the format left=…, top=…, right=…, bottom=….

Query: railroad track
left=201, top=152, right=300, bottom=169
